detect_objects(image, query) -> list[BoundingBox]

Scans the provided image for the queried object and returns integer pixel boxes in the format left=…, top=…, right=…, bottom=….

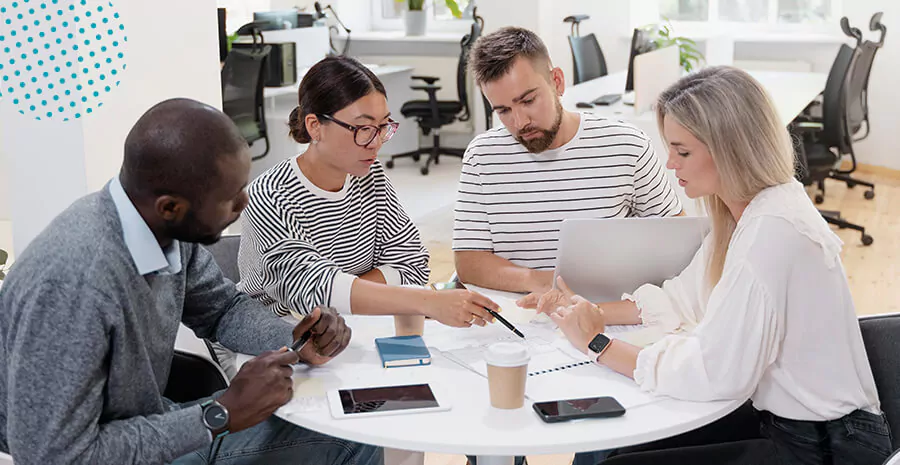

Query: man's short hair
left=120, top=98, right=248, bottom=205
left=468, top=26, right=552, bottom=85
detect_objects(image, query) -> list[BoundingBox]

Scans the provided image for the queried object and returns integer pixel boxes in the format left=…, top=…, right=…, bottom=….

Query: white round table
left=245, top=313, right=742, bottom=465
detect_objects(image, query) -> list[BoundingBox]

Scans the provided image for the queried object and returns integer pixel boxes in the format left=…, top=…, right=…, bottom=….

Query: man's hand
left=292, top=307, right=351, bottom=366
left=549, top=295, right=606, bottom=355
left=517, top=276, right=577, bottom=315
left=217, top=348, right=298, bottom=433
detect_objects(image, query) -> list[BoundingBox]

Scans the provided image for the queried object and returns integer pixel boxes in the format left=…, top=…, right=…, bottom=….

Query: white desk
left=335, top=31, right=463, bottom=57
left=254, top=64, right=418, bottom=181
left=239, top=288, right=741, bottom=465
left=561, top=69, right=827, bottom=215
left=562, top=70, right=827, bottom=128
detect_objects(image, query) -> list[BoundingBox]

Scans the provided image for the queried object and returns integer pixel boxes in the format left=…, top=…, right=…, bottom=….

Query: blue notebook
left=374, top=335, right=432, bottom=368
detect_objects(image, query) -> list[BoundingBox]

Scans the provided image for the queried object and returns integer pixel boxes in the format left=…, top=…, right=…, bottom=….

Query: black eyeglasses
left=317, top=114, right=399, bottom=147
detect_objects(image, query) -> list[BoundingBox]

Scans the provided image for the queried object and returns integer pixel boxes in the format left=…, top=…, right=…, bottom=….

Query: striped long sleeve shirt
left=237, top=157, right=430, bottom=316
left=453, top=113, right=682, bottom=271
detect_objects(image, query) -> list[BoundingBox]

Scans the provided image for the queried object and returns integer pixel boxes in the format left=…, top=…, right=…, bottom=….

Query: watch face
left=203, top=404, right=228, bottom=430
left=588, top=334, right=611, bottom=354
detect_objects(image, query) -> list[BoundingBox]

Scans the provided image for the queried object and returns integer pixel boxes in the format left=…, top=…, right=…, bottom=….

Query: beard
left=165, top=208, right=230, bottom=246
left=514, top=98, right=564, bottom=153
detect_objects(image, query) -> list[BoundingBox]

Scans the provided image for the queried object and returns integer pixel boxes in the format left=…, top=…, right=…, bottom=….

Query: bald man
left=0, top=99, right=382, bottom=465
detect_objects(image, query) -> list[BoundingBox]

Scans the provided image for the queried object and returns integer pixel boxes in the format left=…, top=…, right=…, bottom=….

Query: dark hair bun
left=288, top=106, right=311, bottom=143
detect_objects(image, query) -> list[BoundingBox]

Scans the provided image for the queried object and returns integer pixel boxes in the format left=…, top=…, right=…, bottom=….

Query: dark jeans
left=167, top=392, right=382, bottom=465
left=595, top=402, right=893, bottom=465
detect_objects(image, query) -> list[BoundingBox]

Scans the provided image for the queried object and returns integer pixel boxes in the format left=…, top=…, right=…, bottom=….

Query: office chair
left=793, top=44, right=873, bottom=245
left=205, top=235, right=241, bottom=284
left=164, top=349, right=230, bottom=404
left=386, top=14, right=484, bottom=175
left=564, top=15, right=607, bottom=85
left=845, top=12, right=885, bottom=143
left=859, top=314, right=900, bottom=453
left=202, top=235, right=243, bottom=377
left=221, top=23, right=271, bottom=161
left=797, top=14, right=884, bottom=201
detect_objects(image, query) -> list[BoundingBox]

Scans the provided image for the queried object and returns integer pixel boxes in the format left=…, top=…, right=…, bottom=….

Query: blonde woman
left=549, top=67, right=891, bottom=465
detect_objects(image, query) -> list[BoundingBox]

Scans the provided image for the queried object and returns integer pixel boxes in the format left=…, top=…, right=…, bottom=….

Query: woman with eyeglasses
left=236, top=56, right=499, bottom=333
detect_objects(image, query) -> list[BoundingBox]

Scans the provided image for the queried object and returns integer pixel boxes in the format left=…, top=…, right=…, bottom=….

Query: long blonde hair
left=655, top=66, right=796, bottom=288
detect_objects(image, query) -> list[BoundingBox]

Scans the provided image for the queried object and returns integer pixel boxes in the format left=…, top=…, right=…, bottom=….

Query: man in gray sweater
left=0, top=99, right=382, bottom=465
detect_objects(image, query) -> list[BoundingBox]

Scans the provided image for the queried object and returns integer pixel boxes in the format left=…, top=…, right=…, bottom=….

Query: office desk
left=254, top=64, right=417, bottom=180
left=238, top=293, right=740, bottom=465
left=561, top=70, right=827, bottom=128
left=335, top=31, right=463, bottom=57
left=561, top=70, right=827, bottom=214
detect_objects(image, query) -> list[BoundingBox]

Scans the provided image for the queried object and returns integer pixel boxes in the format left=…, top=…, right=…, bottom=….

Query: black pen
left=484, top=307, right=525, bottom=339
left=290, top=311, right=322, bottom=352
left=290, top=329, right=313, bottom=352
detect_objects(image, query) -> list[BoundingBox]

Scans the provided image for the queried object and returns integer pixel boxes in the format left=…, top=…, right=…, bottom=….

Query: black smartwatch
left=587, top=333, right=613, bottom=362
left=201, top=399, right=230, bottom=438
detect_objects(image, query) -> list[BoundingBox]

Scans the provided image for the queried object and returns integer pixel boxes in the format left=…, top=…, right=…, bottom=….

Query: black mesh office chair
left=564, top=15, right=607, bottom=85
left=846, top=12, right=886, bottom=143
left=824, top=13, right=885, bottom=198
left=793, top=44, right=873, bottom=245
left=221, top=23, right=271, bottom=161
left=798, top=14, right=884, bottom=201
left=386, top=15, right=483, bottom=175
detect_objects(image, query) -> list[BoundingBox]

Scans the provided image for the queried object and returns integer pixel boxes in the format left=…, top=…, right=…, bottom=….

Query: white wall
left=83, top=0, right=223, bottom=192
left=0, top=0, right=222, bottom=254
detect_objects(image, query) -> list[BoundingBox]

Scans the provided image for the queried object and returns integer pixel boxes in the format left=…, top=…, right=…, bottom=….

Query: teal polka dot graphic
left=0, top=0, right=127, bottom=121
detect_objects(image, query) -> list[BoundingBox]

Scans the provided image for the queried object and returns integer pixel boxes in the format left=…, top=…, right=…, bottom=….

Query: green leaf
left=677, top=37, right=699, bottom=46
left=0, top=249, right=7, bottom=266
left=0, top=270, right=5, bottom=280
left=444, top=0, right=462, bottom=18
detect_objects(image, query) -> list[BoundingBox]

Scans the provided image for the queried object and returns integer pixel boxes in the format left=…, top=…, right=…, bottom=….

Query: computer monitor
left=624, top=25, right=660, bottom=93
left=253, top=10, right=300, bottom=30
left=217, top=8, right=228, bottom=63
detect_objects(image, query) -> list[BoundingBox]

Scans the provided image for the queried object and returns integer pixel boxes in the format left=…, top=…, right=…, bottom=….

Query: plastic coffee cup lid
left=484, top=342, right=530, bottom=367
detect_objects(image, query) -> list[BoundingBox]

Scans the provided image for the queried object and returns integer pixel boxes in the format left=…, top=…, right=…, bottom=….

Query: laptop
left=553, top=217, right=711, bottom=303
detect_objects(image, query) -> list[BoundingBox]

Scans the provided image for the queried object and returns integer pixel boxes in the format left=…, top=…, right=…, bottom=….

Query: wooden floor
left=421, top=167, right=900, bottom=465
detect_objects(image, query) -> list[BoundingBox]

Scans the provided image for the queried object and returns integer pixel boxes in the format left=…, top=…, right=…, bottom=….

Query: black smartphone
left=532, top=396, right=626, bottom=423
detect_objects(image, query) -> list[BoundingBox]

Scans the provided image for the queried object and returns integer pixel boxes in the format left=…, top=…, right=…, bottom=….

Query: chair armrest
left=411, top=75, right=441, bottom=84
left=411, top=84, right=442, bottom=92
left=792, top=122, right=824, bottom=132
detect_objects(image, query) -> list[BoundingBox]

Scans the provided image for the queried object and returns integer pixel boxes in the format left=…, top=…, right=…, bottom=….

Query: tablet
left=326, top=383, right=452, bottom=420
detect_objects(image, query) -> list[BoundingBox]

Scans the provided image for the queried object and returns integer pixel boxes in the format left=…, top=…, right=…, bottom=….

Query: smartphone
left=532, top=396, right=626, bottom=423
left=429, top=281, right=466, bottom=291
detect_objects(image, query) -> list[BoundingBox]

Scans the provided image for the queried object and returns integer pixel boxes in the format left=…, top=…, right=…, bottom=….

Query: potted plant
left=652, top=20, right=704, bottom=73
left=0, top=248, right=8, bottom=284
left=397, top=0, right=463, bottom=36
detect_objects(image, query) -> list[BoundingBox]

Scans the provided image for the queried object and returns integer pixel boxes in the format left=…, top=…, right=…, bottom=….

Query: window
left=217, top=0, right=271, bottom=33
left=377, top=0, right=472, bottom=23
left=659, top=0, right=835, bottom=25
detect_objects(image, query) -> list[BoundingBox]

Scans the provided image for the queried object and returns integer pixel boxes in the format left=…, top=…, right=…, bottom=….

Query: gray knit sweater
left=0, top=187, right=295, bottom=464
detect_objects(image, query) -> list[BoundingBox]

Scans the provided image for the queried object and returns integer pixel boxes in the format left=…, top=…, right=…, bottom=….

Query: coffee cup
left=394, top=314, right=426, bottom=337
left=484, top=342, right=530, bottom=409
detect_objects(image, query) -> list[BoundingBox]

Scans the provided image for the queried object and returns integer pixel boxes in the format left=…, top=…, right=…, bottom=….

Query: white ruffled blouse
left=629, top=180, right=881, bottom=421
